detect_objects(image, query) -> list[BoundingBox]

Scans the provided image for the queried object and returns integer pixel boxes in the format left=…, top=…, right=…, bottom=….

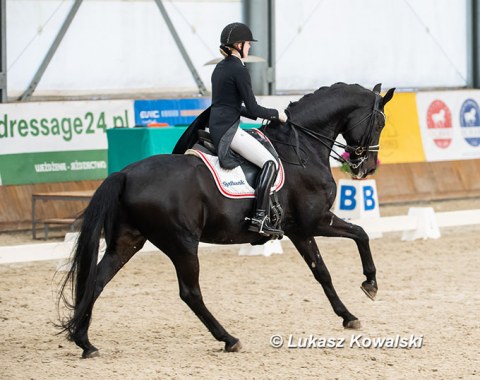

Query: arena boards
left=1, top=208, right=479, bottom=265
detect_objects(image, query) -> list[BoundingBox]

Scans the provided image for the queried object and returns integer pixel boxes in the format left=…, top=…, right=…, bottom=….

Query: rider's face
left=235, top=41, right=251, bottom=58
left=243, top=41, right=251, bottom=58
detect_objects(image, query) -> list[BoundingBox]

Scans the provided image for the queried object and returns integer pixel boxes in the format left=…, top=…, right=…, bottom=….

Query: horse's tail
left=57, top=171, right=126, bottom=340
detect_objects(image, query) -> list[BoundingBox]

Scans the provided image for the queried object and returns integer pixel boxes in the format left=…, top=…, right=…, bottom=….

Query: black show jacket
left=209, top=55, right=279, bottom=169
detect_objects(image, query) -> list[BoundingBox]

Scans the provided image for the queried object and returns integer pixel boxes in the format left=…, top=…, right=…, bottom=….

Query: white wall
left=6, top=0, right=468, bottom=98
left=275, top=0, right=468, bottom=91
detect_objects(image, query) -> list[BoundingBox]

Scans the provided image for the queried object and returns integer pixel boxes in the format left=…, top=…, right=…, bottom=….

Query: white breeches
left=230, top=127, right=277, bottom=169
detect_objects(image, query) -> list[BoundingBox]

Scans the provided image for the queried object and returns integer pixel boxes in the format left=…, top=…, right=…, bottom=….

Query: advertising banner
left=134, top=98, right=211, bottom=126
left=416, top=91, right=480, bottom=161
left=0, top=100, right=134, bottom=185
left=380, top=92, right=426, bottom=164
left=334, top=178, right=380, bottom=220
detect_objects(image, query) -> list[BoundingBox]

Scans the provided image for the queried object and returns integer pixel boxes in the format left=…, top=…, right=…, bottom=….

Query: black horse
left=58, top=82, right=395, bottom=358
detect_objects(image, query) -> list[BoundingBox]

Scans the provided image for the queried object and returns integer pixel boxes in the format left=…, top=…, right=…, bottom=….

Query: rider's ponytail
left=219, top=44, right=232, bottom=57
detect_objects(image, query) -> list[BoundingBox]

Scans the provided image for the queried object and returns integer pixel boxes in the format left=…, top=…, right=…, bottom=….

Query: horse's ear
left=372, top=83, right=382, bottom=94
left=382, top=88, right=396, bottom=106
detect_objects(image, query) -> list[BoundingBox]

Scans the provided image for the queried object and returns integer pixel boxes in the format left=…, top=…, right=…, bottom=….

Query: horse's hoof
left=361, top=281, right=377, bottom=301
left=224, top=339, right=242, bottom=352
left=82, top=348, right=100, bottom=359
left=344, top=319, right=362, bottom=330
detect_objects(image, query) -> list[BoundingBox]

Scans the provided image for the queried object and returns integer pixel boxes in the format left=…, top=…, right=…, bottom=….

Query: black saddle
left=195, top=129, right=280, bottom=189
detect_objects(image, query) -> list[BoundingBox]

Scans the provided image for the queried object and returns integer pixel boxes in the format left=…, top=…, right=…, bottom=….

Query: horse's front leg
left=289, top=235, right=361, bottom=329
left=318, top=212, right=377, bottom=300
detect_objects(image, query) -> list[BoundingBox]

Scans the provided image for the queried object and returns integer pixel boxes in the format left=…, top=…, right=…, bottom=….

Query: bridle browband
left=278, top=93, right=385, bottom=170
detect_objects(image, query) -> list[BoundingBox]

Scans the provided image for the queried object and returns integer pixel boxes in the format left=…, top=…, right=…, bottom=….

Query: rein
left=275, top=94, right=384, bottom=170
left=264, top=121, right=310, bottom=167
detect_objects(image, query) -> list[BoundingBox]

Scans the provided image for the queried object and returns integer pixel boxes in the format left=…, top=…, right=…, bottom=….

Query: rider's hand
left=277, top=110, right=288, bottom=123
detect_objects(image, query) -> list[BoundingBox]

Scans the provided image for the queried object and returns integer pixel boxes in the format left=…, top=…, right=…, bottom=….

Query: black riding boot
left=248, top=161, right=284, bottom=237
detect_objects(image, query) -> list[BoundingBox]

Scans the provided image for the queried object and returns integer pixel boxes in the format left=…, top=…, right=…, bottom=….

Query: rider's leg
left=230, top=128, right=283, bottom=237
left=230, top=128, right=277, bottom=169
left=247, top=161, right=283, bottom=236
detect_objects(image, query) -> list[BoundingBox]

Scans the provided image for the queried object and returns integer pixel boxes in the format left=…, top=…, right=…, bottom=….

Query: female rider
left=210, top=22, right=287, bottom=237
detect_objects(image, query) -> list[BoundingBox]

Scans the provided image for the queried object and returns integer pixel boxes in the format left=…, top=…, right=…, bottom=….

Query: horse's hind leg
left=164, top=241, right=241, bottom=352
left=73, top=227, right=147, bottom=358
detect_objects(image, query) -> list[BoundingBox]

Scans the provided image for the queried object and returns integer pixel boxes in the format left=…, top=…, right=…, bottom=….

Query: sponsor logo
left=139, top=110, right=160, bottom=119
left=222, top=180, right=246, bottom=187
left=426, top=99, right=452, bottom=149
left=459, top=98, right=480, bottom=147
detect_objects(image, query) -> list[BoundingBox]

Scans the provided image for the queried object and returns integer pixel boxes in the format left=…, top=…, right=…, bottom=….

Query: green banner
left=0, top=150, right=108, bottom=186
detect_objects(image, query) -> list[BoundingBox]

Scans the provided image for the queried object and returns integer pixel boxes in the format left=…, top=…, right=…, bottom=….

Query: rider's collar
left=230, top=53, right=245, bottom=66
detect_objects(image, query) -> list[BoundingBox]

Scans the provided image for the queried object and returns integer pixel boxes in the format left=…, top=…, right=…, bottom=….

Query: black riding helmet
left=220, top=22, right=257, bottom=58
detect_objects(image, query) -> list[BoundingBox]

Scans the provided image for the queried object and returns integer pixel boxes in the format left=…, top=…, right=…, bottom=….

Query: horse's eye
left=376, top=120, right=385, bottom=131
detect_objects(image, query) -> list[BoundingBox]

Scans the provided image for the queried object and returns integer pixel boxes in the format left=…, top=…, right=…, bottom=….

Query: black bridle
left=274, top=93, right=385, bottom=170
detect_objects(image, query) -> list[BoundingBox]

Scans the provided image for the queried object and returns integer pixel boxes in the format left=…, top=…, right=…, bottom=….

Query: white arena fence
left=1, top=208, right=479, bottom=265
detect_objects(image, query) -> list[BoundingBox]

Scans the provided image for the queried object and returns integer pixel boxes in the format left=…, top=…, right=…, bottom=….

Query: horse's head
left=283, top=83, right=395, bottom=178
left=341, top=83, right=395, bottom=179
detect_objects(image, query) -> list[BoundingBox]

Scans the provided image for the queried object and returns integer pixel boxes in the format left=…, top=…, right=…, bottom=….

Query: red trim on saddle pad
left=190, top=149, right=285, bottom=199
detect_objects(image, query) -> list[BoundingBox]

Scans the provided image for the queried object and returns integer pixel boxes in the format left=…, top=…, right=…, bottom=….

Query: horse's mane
left=285, top=82, right=368, bottom=126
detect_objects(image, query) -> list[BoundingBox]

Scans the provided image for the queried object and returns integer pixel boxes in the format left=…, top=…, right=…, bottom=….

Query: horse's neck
left=292, top=116, right=340, bottom=161
left=266, top=122, right=335, bottom=169
left=288, top=97, right=355, bottom=143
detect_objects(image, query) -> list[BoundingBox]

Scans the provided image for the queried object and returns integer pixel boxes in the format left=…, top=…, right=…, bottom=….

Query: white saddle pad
left=186, top=149, right=285, bottom=199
